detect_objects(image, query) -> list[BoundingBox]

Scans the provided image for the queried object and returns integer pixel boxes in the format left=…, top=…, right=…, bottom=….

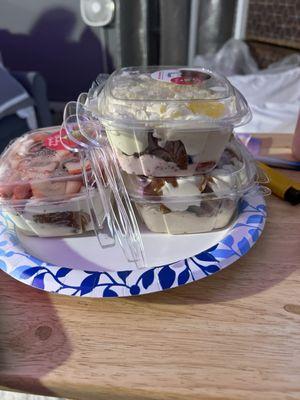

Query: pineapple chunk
left=187, top=101, right=225, bottom=118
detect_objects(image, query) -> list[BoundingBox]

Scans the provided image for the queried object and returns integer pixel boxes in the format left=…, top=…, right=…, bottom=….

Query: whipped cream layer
left=97, top=69, right=236, bottom=123
left=136, top=199, right=236, bottom=234
left=106, top=127, right=232, bottom=177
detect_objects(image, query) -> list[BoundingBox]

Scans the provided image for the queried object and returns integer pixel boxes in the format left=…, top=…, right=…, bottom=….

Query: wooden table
left=1, top=135, right=300, bottom=400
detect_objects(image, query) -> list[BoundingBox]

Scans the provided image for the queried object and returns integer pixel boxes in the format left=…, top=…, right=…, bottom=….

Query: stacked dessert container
left=0, top=126, right=107, bottom=237
left=86, top=66, right=257, bottom=235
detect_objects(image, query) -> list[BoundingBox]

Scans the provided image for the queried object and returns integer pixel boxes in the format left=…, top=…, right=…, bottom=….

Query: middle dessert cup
left=123, top=138, right=259, bottom=234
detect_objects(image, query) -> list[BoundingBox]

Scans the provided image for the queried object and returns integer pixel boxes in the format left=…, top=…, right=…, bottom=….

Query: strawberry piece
left=12, top=184, right=32, bottom=200
left=0, top=184, right=14, bottom=199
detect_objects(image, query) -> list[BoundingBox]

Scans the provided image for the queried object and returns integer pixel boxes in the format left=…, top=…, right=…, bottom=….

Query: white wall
left=0, top=0, right=84, bottom=40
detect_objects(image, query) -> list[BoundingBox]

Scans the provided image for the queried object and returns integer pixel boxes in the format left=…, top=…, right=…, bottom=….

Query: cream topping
left=97, top=71, right=230, bottom=123
left=161, top=177, right=204, bottom=212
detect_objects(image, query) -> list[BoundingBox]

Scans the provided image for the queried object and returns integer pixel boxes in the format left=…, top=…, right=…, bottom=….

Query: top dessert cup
left=87, top=66, right=251, bottom=177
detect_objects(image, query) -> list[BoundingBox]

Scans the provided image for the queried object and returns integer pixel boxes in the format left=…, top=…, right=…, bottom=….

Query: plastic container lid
left=123, top=138, right=260, bottom=203
left=0, top=126, right=89, bottom=208
left=91, top=66, right=251, bottom=128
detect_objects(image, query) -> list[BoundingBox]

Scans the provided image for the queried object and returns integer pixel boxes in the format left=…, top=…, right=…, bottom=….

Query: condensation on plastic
left=62, top=99, right=146, bottom=268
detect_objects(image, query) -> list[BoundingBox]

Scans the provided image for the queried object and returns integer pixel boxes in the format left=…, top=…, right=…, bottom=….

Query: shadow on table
left=0, top=272, right=72, bottom=397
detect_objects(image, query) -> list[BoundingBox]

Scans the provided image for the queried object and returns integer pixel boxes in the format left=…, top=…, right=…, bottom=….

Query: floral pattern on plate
left=0, top=193, right=266, bottom=297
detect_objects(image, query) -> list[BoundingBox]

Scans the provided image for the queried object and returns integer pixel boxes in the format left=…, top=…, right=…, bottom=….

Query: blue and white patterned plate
left=0, top=192, right=266, bottom=297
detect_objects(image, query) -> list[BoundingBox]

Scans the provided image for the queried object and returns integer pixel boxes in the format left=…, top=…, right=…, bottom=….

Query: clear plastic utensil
left=62, top=100, right=146, bottom=268
left=94, top=145, right=146, bottom=265
left=75, top=93, right=146, bottom=266
left=76, top=93, right=103, bottom=147
left=61, top=103, right=115, bottom=248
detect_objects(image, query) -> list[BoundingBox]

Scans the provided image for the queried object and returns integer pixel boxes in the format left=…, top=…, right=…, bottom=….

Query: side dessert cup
left=0, top=127, right=106, bottom=237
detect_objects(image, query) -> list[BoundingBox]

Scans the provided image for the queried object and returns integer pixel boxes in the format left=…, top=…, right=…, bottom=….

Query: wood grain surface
left=0, top=135, right=300, bottom=400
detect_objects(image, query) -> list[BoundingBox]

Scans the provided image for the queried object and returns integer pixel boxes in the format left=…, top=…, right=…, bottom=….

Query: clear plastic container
left=0, top=127, right=107, bottom=237
left=89, top=66, right=251, bottom=177
left=123, top=138, right=259, bottom=234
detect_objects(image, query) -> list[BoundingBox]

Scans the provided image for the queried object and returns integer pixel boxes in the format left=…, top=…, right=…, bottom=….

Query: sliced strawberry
left=12, top=184, right=32, bottom=200
left=0, top=184, right=14, bottom=199
left=65, top=180, right=83, bottom=195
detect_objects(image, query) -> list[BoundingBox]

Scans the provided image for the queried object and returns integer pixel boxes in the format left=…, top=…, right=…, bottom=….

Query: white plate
left=0, top=192, right=266, bottom=297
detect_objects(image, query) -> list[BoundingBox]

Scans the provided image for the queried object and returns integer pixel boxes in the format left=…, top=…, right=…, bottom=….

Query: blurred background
left=0, top=0, right=299, bottom=152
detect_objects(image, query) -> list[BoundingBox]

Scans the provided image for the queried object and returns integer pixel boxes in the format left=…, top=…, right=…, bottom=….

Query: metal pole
left=188, top=0, right=200, bottom=66
left=234, top=0, right=249, bottom=39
